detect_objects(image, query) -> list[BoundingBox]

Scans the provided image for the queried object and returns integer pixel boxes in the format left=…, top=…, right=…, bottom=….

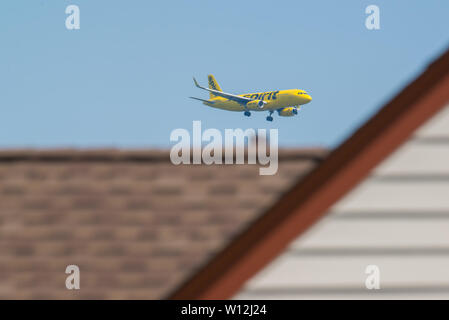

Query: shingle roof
left=0, top=148, right=326, bottom=299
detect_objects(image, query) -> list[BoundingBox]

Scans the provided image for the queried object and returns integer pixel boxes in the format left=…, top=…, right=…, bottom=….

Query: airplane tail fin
left=208, top=74, right=222, bottom=99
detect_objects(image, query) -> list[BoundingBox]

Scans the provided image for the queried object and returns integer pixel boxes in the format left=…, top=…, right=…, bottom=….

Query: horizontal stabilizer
left=189, top=96, right=213, bottom=104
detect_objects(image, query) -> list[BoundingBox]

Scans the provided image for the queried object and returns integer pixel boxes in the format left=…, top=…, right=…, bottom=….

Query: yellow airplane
left=190, top=74, right=312, bottom=121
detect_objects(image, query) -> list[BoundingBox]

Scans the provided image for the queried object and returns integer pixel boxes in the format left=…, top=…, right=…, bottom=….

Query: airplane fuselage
left=204, top=89, right=312, bottom=112
left=190, top=74, right=312, bottom=121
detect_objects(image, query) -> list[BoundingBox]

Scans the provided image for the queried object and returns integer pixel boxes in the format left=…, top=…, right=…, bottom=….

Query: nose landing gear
left=244, top=110, right=251, bottom=117
left=266, top=110, right=274, bottom=122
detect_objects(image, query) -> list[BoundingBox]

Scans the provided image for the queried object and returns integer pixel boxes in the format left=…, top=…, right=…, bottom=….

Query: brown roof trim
left=0, top=149, right=169, bottom=162
left=0, top=148, right=326, bottom=163
left=168, top=47, right=449, bottom=299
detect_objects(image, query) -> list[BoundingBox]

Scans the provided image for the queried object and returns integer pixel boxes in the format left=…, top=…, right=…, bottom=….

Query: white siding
left=292, top=219, right=449, bottom=248
left=372, top=141, right=449, bottom=175
left=235, top=103, right=449, bottom=300
left=333, top=180, right=449, bottom=212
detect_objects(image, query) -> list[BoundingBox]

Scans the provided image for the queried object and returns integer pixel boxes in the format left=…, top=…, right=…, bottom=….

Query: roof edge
left=0, top=148, right=328, bottom=162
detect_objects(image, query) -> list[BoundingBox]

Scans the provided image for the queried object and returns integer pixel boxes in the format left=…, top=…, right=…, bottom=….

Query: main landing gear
left=244, top=110, right=251, bottom=117
left=266, top=110, right=274, bottom=122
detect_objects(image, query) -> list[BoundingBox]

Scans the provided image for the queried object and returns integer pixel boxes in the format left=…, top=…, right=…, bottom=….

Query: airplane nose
left=305, top=94, right=312, bottom=103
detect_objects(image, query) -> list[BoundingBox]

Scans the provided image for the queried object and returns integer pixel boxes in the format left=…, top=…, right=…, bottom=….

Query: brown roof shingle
left=0, top=148, right=326, bottom=299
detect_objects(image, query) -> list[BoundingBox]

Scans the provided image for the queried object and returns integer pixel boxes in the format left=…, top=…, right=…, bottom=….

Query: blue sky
left=1, top=1, right=449, bottom=148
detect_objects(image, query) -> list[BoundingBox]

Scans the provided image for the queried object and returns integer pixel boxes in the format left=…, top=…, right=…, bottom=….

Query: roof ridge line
left=0, top=148, right=328, bottom=162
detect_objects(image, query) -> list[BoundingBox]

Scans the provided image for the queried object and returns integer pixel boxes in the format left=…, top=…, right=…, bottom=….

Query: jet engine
left=247, top=100, right=267, bottom=109
left=278, top=107, right=299, bottom=117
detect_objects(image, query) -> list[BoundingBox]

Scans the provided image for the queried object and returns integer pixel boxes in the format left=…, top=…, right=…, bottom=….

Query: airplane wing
left=193, top=77, right=253, bottom=105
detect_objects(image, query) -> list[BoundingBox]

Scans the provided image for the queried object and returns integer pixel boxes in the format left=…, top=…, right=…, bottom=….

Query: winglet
left=193, top=77, right=200, bottom=88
